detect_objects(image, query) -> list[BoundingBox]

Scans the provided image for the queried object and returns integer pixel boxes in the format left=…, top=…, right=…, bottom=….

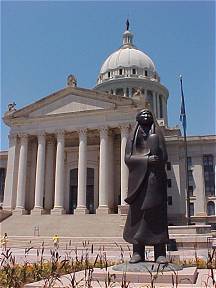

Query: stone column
left=156, top=93, right=159, bottom=118
left=32, top=132, right=46, bottom=215
left=3, top=133, right=19, bottom=210
left=97, top=126, right=111, bottom=214
left=123, top=88, right=127, bottom=97
left=118, top=125, right=129, bottom=214
left=162, top=96, right=166, bottom=121
left=108, top=132, right=114, bottom=209
left=153, top=91, right=157, bottom=117
left=194, top=157, right=206, bottom=220
left=51, top=130, right=65, bottom=214
left=14, top=134, right=28, bottom=214
left=164, top=97, right=168, bottom=125
left=44, top=136, right=55, bottom=211
left=74, top=129, right=89, bottom=214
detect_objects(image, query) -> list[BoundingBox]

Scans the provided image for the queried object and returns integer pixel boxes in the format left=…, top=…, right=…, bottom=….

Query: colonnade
left=108, top=88, right=167, bottom=124
left=3, top=125, right=130, bottom=215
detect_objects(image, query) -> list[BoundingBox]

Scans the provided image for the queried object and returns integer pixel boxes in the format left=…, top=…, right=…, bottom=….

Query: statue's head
left=136, top=109, right=154, bottom=128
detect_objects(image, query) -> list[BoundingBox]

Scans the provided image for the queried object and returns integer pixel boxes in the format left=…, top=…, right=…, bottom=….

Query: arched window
left=132, top=68, right=136, bottom=75
left=207, top=201, right=215, bottom=216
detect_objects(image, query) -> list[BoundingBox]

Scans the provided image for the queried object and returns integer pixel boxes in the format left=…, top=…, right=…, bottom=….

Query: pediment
left=29, top=93, right=115, bottom=117
left=4, top=87, right=134, bottom=126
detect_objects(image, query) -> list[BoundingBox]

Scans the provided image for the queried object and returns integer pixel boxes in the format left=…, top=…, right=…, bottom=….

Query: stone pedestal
left=51, top=208, right=65, bottom=215
left=96, top=206, right=112, bottom=215
left=31, top=208, right=46, bottom=215
left=93, top=265, right=198, bottom=284
left=74, top=208, right=89, bottom=215
left=13, top=208, right=28, bottom=215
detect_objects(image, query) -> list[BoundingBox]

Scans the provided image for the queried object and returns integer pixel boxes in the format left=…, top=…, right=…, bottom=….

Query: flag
left=179, top=75, right=187, bottom=133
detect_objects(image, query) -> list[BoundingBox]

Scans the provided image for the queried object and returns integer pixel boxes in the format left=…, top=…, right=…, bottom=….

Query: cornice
left=3, top=86, right=134, bottom=122
left=94, top=77, right=169, bottom=97
left=3, top=103, right=138, bottom=127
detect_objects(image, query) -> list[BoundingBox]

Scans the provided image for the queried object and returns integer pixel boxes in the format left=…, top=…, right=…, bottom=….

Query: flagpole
left=179, top=75, right=191, bottom=225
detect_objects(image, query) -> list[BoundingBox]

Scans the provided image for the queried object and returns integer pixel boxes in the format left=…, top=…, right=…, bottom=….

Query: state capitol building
left=0, top=23, right=215, bottom=227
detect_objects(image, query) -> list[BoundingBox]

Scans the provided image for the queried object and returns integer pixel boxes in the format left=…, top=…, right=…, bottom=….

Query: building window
left=145, top=70, right=148, bottom=76
left=168, top=196, right=172, bottom=205
left=203, top=155, right=215, bottom=196
left=159, top=95, right=163, bottom=118
left=188, top=170, right=193, bottom=183
left=108, top=72, right=110, bottom=78
left=167, top=162, right=171, bottom=171
left=189, top=203, right=194, bottom=216
left=119, top=69, right=123, bottom=75
left=207, top=201, right=215, bottom=216
left=0, top=168, right=6, bottom=203
left=116, top=88, right=124, bottom=96
left=126, top=88, right=129, bottom=97
left=188, top=186, right=194, bottom=197
left=167, top=179, right=172, bottom=188
left=132, top=68, right=136, bottom=75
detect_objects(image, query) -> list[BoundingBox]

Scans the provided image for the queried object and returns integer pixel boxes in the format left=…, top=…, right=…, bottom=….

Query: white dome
left=95, top=24, right=160, bottom=87
left=100, top=47, right=156, bottom=74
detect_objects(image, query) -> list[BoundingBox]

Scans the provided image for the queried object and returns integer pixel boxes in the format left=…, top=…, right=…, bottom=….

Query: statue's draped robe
left=123, top=124, right=169, bottom=245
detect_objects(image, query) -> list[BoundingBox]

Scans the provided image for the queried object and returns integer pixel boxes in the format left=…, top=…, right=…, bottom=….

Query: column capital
left=55, top=129, right=65, bottom=139
left=77, top=128, right=87, bottom=138
left=36, top=130, right=46, bottom=137
left=119, top=123, right=131, bottom=136
left=36, top=131, right=46, bottom=143
left=8, top=133, right=18, bottom=145
left=18, top=132, right=28, bottom=137
left=18, top=133, right=28, bottom=144
left=99, top=126, right=109, bottom=138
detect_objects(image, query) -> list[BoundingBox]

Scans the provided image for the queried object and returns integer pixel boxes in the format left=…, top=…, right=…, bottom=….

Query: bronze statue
left=123, top=109, right=169, bottom=264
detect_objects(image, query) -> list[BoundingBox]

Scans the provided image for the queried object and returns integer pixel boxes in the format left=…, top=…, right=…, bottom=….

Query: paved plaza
left=1, top=238, right=215, bottom=287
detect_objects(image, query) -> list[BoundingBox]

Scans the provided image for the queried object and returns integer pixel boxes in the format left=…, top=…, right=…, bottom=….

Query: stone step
left=1, top=214, right=125, bottom=237
left=1, top=214, right=213, bottom=250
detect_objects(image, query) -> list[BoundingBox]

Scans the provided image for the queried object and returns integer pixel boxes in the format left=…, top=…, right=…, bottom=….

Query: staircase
left=1, top=214, right=213, bottom=250
left=0, top=214, right=126, bottom=237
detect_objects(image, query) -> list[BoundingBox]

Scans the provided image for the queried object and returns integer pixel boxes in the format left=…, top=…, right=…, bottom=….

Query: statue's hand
left=148, top=155, right=160, bottom=164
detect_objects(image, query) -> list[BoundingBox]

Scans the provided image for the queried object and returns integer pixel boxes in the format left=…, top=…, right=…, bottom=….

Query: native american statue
left=123, top=109, right=169, bottom=264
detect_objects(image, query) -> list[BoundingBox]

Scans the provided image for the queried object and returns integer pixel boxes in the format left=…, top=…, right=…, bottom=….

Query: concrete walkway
left=23, top=268, right=216, bottom=288
left=1, top=245, right=215, bottom=287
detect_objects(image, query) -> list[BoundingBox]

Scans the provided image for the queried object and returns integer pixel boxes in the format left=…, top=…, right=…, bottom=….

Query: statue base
left=93, top=265, right=198, bottom=284
left=112, top=261, right=183, bottom=272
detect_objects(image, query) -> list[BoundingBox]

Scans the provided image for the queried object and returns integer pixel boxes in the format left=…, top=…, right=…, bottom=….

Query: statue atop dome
left=126, top=19, right=130, bottom=31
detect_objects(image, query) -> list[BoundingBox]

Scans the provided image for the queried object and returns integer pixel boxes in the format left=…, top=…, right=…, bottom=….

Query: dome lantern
left=122, top=19, right=134, bottom=48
